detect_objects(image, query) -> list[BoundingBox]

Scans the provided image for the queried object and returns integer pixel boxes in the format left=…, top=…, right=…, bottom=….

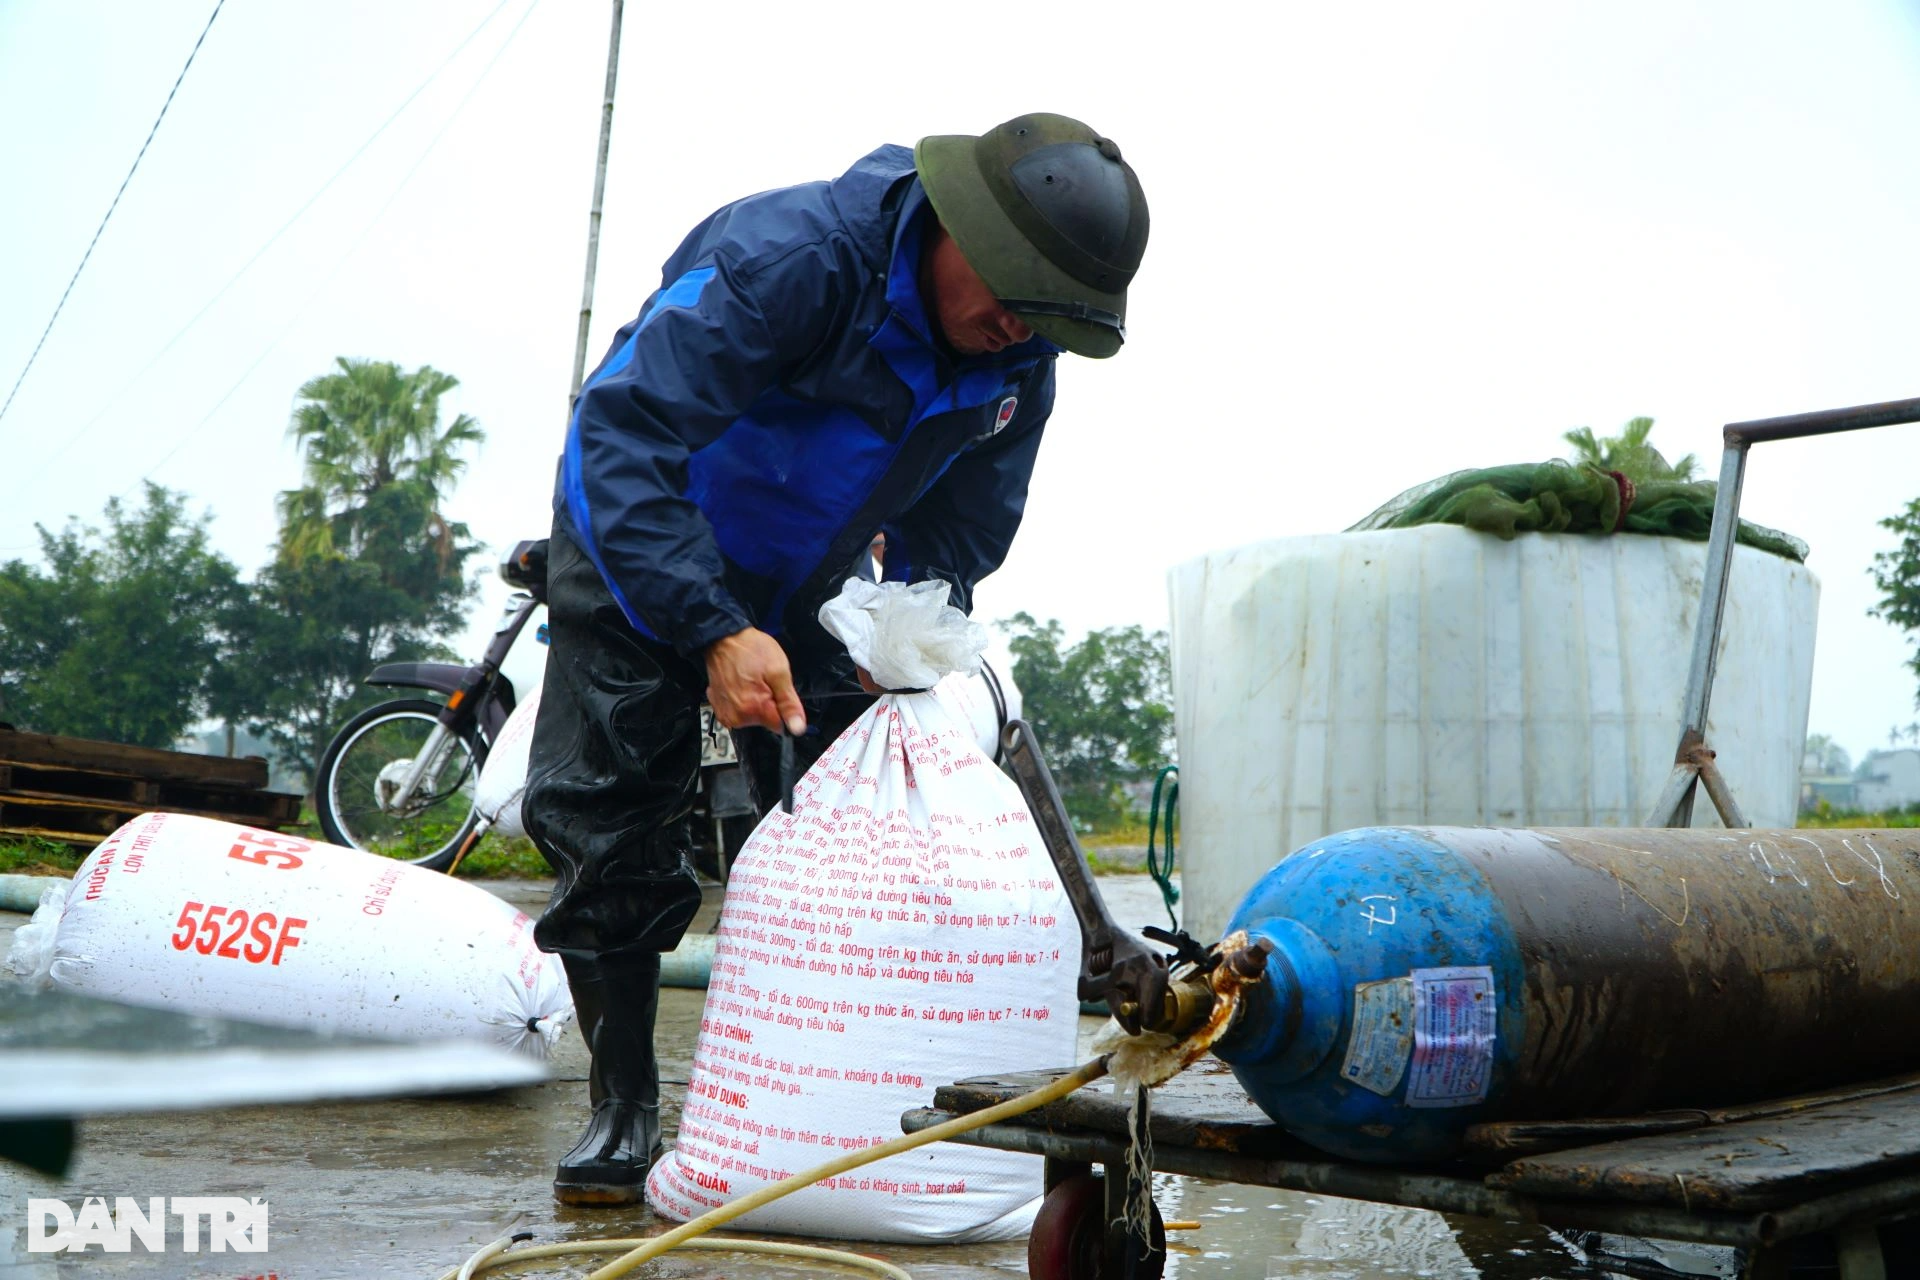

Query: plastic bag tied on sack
left=817, top=578, right=987, bottom=692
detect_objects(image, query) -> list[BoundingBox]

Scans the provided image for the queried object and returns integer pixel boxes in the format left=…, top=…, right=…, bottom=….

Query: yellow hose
left=441, top=1055, right=1110, bottom=1280
left=588, top=1056, right=1110, bottom=1280
left=444, top=1234, right=913, bottom=1280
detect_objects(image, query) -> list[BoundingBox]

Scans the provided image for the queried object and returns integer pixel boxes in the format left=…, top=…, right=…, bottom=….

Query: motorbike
left=312, top=538, right=760, bottom=874
left=311, top=539, right=549, bottom=869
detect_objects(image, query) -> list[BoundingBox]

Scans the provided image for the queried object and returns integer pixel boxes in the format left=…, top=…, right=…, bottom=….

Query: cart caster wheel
left=1028, top=1173, right=1166, bottom=1280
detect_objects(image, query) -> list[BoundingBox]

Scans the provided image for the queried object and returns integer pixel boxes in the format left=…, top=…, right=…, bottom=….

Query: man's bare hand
left=855, top=667, right=884, bottom=695
left=706, top=628, right=806, bottom=735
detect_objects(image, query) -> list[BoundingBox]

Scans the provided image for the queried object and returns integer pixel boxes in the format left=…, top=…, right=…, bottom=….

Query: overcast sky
left=4, top=1, right=1920, bottom=765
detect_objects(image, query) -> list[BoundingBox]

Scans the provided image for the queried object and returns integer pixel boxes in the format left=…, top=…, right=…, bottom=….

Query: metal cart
left=918, top=396, right=1920, bottom=1280
left=906, top=1058, right=1920, bottom=1279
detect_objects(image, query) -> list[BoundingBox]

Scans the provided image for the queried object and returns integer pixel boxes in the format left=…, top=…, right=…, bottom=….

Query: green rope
left=1145, top=765, right=1179, bottom=928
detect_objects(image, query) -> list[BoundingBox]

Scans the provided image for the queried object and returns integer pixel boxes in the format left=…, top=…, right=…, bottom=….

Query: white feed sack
left=6, top=812, right=571, bottom=1057
left=647, top=691, right=1080, bottom=1242
left=475, top=681, right=543, bottom=839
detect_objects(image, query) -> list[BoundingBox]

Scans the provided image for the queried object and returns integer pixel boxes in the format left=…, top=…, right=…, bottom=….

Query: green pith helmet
left=914, top=112, right=1149, bottom=359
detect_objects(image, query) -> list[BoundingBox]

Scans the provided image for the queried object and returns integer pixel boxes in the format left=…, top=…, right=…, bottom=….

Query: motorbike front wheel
left=315, top=698, right=485, bottom=871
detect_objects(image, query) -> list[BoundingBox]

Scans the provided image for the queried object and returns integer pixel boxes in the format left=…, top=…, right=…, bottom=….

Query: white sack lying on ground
left=646, top=692, right=1080, bottom=1242
left=475, top=682, right=543, bottom=839
left=5, top=812, right=571, bottom=1057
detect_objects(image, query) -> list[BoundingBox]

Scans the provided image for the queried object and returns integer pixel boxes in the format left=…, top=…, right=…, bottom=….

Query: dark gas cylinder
left=1211, top=825, right=1920, bottom=1162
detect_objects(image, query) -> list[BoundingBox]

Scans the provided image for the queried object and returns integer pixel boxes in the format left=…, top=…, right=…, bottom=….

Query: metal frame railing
left=1648, top=395, right=1920, bottom=828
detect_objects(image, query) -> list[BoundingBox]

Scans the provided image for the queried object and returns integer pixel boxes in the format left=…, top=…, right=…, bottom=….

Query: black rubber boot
left=555, top=952, right=664, bottom=1206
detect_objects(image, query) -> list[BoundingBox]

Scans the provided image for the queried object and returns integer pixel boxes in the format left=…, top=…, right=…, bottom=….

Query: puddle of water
left=1149, top=1174, right=1618, bottom=1279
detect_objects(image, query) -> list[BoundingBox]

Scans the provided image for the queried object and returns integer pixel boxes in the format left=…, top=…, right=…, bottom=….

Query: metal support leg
left=1695, top=752, right=1749, bottom=830
left=1649, top=442, right=1750, bottom=829
left=1100, top=1085, right=1161, bottom=1280
left=1647, top=763, right=1700, bottom=832
left=1042, top=1155, right=1091, bottom=1193
left=1836, top=1225, right=1888, bottom=1280
left=1100, top=1156, right=1158, bottom=1280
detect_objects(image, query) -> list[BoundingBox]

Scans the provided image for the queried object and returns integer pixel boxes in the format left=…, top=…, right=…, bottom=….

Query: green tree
left=0, top=484, right=247, bottom=747
left=277, top=357, right=483, bottom=589
left=240, top=358, right=486, bottom=776
left=1869, top=500, right=1920, bottom=713
left=1563, top=416, right=1699, bottom=483
left=998, top=613, right=1174, bottom=830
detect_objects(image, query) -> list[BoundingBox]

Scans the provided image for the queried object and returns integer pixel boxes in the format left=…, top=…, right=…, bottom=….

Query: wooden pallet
left=0, top=730, right=302, bottom=848
left=914, top=1060, right=1920, bottom=1261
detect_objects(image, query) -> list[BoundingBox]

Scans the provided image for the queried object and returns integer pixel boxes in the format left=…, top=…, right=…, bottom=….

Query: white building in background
left=1854, top=748, right=1920, bottom=813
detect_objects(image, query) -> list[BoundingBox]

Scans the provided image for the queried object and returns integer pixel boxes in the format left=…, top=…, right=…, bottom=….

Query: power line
left=9, top=0, right=517, bottom=500
left=127, top=0, right=546, bottom=497
left=0, top=0, right=226, bottom=429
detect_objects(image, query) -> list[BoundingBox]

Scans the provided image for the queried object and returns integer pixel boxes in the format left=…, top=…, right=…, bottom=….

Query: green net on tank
left=1347, top=460, right=1807, bottom=562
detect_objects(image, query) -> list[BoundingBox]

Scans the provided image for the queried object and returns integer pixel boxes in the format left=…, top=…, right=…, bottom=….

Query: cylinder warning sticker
left=1405, top=966, right=1496, bottom=1108
left=1340, top=977, right=1414, bottom=1097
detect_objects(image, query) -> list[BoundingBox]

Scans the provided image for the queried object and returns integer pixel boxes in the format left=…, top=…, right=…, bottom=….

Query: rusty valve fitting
left=1119, top=938, right=1271, bottom=1038
left=1117, top=971, right=1216, bottom=1037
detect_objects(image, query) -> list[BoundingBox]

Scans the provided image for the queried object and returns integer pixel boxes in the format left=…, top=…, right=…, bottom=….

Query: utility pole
left=570, top=0, right=624, bottom=403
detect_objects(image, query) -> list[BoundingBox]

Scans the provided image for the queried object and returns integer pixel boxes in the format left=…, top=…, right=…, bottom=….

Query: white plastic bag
left=817, top=578, right=987, bottom=691
left=475, top=682, right=543, bottom=839
left=5, top=812, right=571, bottom=1057
left=646, top=692, right=1080, bottom=1242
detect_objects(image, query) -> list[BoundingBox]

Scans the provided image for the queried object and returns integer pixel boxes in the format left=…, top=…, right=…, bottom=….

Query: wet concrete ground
left=0, top=876, right=1628, bottom=1280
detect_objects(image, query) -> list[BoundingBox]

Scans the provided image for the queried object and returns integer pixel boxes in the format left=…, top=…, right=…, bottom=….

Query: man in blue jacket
left=524, top=112, right=1149, bottom=1205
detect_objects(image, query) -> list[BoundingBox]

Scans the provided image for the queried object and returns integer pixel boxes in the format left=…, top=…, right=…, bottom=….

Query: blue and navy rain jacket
left=557, top=144, right=1059, bottom=667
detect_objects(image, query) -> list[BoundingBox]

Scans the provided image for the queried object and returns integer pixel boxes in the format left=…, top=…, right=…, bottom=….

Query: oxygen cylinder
left=1211, top=825, right=1920, bottom=1162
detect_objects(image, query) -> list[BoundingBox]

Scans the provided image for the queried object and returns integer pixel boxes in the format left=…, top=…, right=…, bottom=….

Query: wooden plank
left=0, top=821, right=115, bottom=848
left=152, top=782, right=303, bottom=824
left=1466, top=1069, right=1920, bottom=1157
left=0, top=792, right=302, bottom=833
left=1489, top=1089, right=1920, bottom=1212
left=0, top=799, right=123, bottom=845
left=0, top=762, right=161, bottom=806
left=0, top=730, right=266, bottom=790
left=932, top=1058, right=1318, bottom=1158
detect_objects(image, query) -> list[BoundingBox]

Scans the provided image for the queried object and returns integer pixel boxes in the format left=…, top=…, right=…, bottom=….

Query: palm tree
left=276, top=358, right=485, bottom=571
left=1563, top=416, right=1699, bottom=483
left=246, top=359, right=487, bottom=776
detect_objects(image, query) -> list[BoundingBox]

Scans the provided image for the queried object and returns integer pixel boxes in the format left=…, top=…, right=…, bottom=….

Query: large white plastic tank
left=1169, top=526, right=1820, bottom=942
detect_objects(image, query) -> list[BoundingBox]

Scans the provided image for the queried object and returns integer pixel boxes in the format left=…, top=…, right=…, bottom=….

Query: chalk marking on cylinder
left=1778, top=839, right=1811, bottom=889
left=1749, top=838, right=1810, bottom=889
left=1793, top=835, right=1858, bottom=890
left=1557, top=840, right=1691, bottom=926
left=1762, top=837, right=1810, bottom=888
left=1358, top=894, right=1398, bottom=932
left=1615, top=869, right=1690, bottom=927
left=1845, top=835, right=1900, bottom=900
